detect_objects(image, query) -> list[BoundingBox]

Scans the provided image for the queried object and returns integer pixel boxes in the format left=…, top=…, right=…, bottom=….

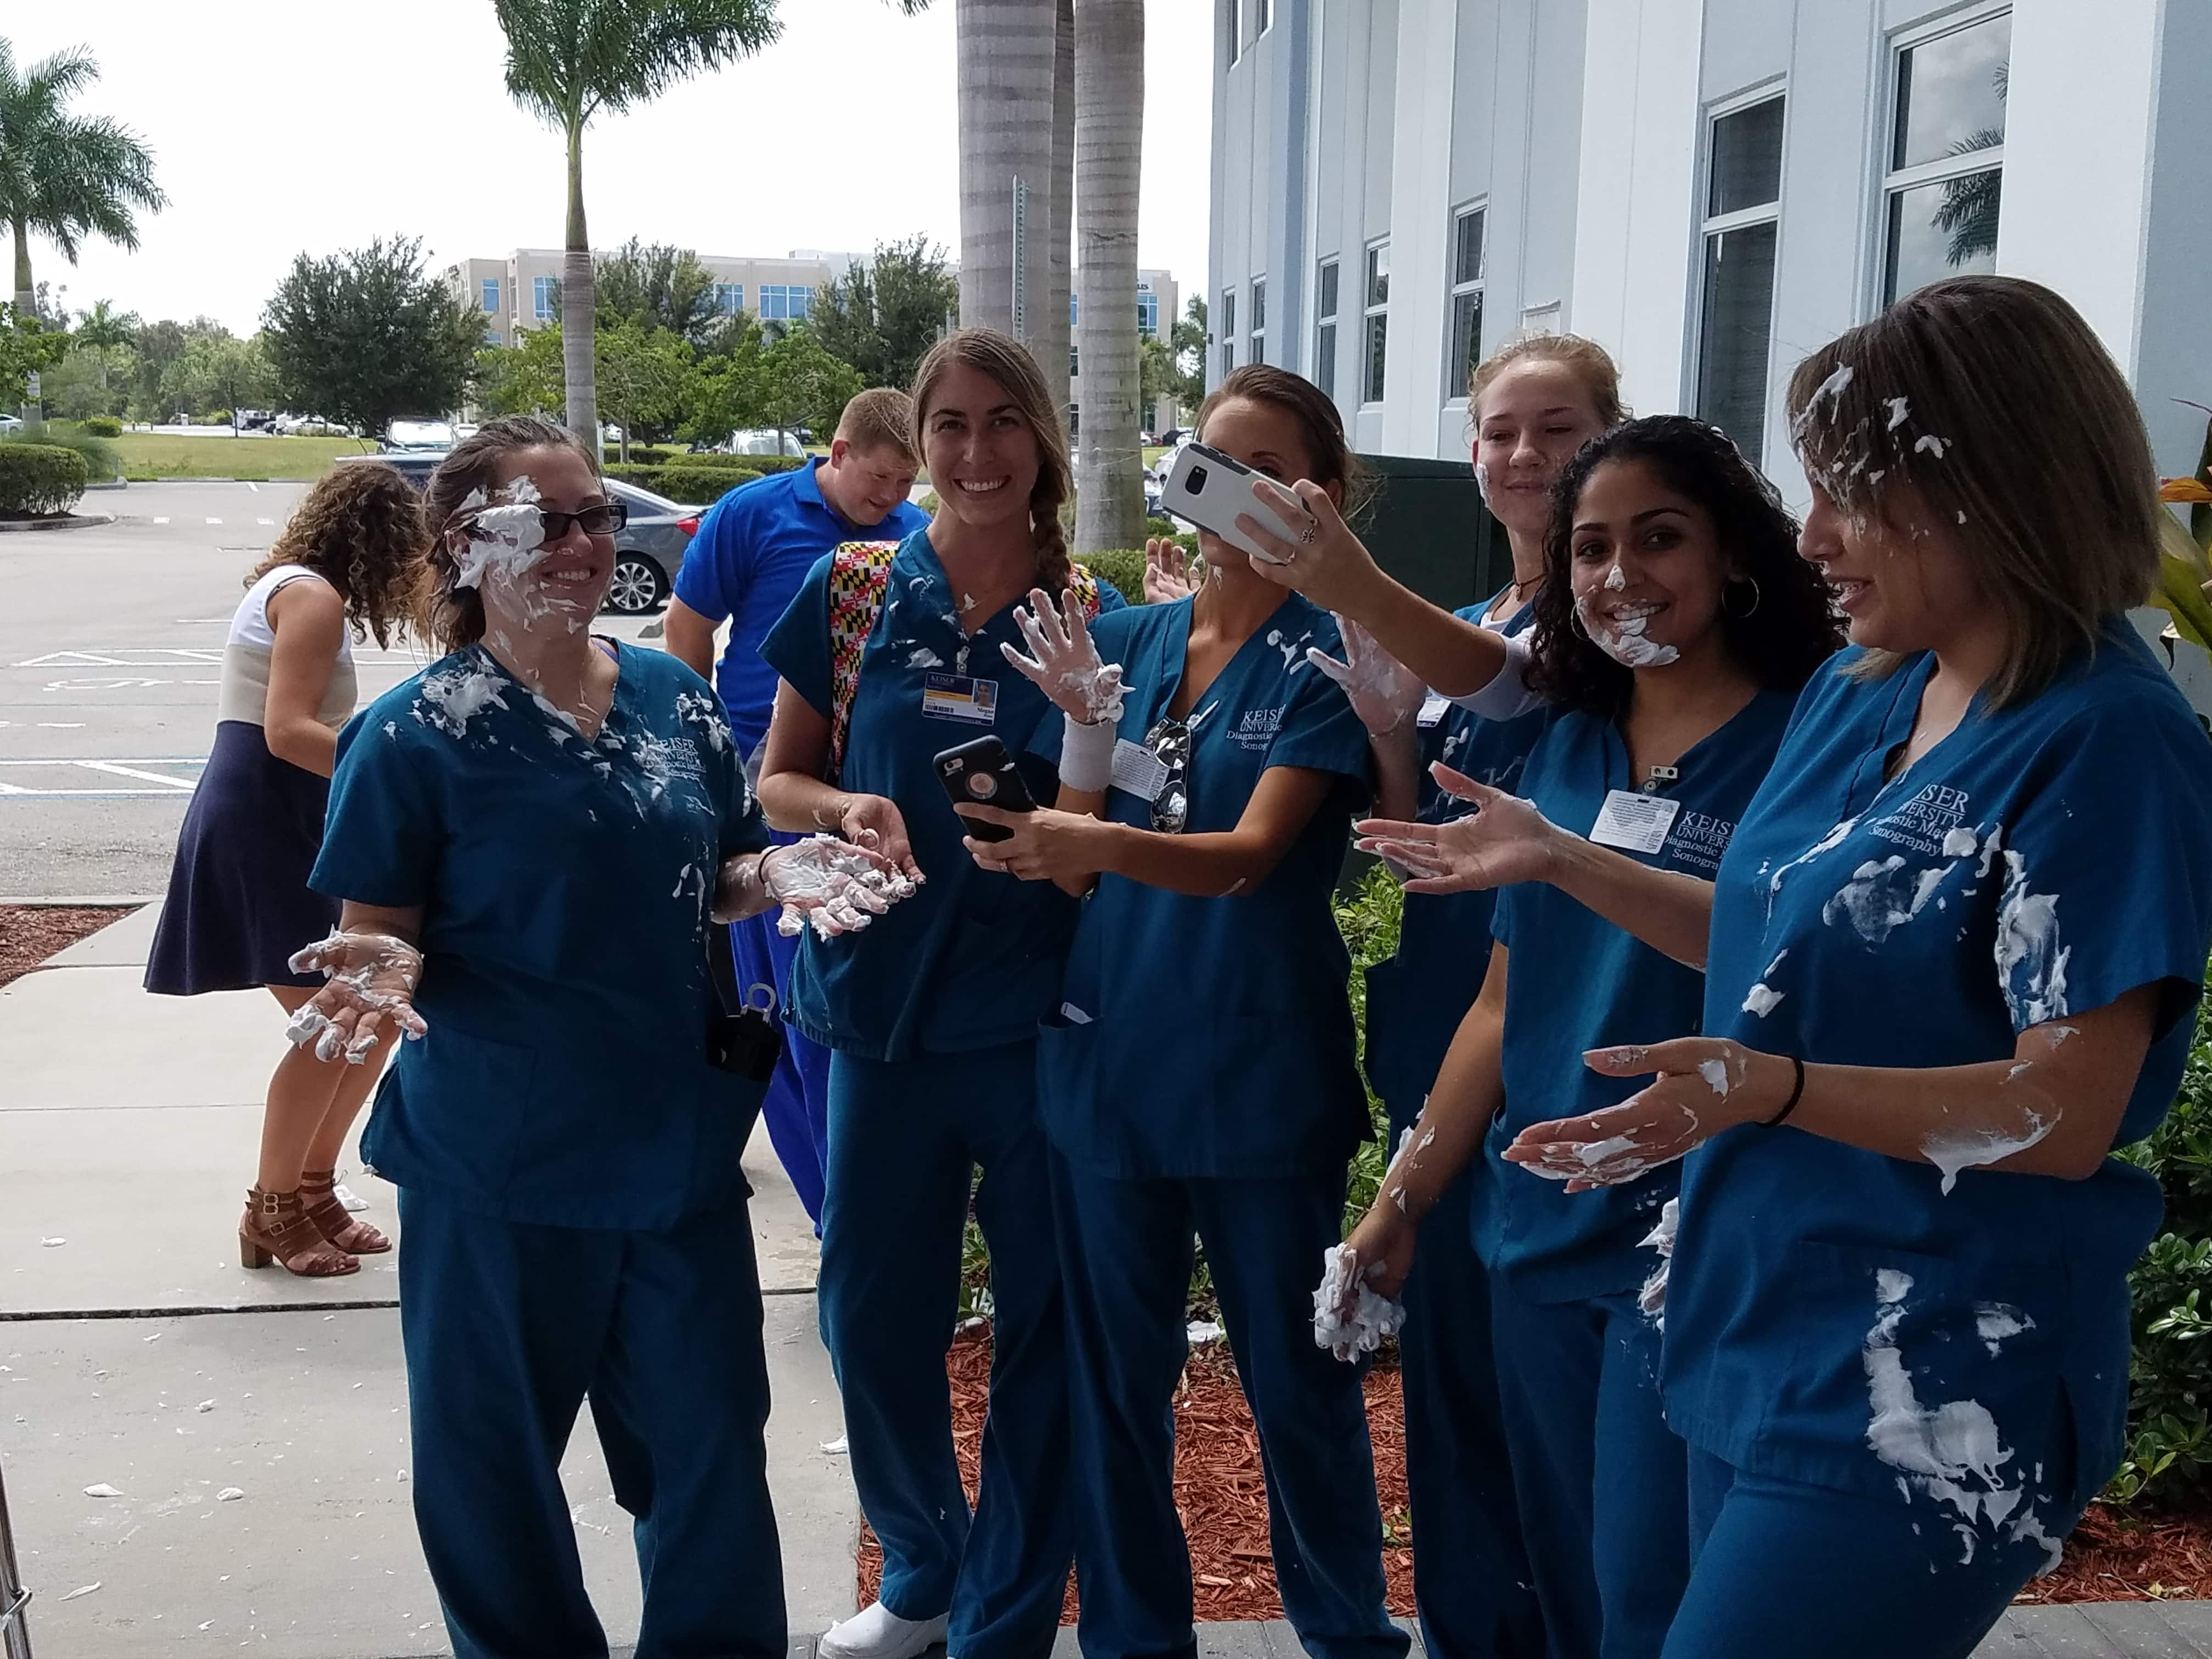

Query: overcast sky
left=13, top=1, right=1213, bottom=336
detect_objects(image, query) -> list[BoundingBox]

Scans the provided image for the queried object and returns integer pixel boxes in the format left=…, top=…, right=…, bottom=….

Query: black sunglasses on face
left=468, top=501, right=629, bottom=541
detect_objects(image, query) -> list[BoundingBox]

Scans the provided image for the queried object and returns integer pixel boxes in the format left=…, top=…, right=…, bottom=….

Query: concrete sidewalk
left=0, top=904, right=856, bottom=1658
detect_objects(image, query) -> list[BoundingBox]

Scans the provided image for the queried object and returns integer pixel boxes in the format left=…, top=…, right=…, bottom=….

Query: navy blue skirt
left=145, top=720, right=339, bottom=995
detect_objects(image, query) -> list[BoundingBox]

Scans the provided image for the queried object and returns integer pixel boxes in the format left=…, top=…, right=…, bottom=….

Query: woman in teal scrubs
left=1338, top=417, right=1843, bottom=1659
left=958, top=365, right=1400, bottom=1659
left=295, top=416, right=900, bottom=1659
left=1341, top=335, right=1621, bottom=1659
left=1400, top=279, right=2212, bottom=1659
left=757, top=331, right=1124, bottom=1659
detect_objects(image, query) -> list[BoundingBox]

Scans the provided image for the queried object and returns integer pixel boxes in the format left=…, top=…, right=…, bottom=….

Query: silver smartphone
left=1158, top=441, right=1315, bottom=565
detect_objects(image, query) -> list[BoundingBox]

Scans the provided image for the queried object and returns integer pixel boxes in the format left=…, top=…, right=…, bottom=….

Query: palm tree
left=73, top=297, right=139, bottom=351
left=493, top=0, right=781, bottom=453
left=0, top=40, right=163, bottom=417
left=1070, top=0, right=1143, bottom=555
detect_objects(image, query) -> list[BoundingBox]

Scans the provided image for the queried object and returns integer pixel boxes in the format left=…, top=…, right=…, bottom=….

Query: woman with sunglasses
left=290, top=416, right=902, bottom=1658
left=958, top=365, right=1403, bottom=1659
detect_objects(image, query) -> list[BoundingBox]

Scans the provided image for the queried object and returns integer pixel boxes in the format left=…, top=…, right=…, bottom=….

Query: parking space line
left=0, top=757, right=207, bottom=799
left=75, top=760, right=201, bottom=790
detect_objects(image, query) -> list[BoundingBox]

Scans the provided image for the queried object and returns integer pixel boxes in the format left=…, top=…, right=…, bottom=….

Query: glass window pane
left=1317, top=321, right=1336, bottom=399
left=1696, top=221, right=1779, bottom=464
left=1367, top=244, right=1390, bottom=308
left=1365, top=313, right=1388, bottom=402
left=1317, top=259, right=1339, bottom=320
left=1222, top=343, right=1236, bottom=377
left=1222, top=289, right=1236, bottom=337
left=1883, top=167, right=2001, bottom=302
left=1893, top=15, right=2010, bottom=171
left=1251, top=332, right=1265, bottom=366
left=481, top=278, right=499, bottom=313
left=1454, top=210, right=1486, bottom=286
left=1446, top=290, right=1484, bottom=399
left=1252, top=280, right=1267, bottom=332
left=1708, top=98, right=1785, bottom=216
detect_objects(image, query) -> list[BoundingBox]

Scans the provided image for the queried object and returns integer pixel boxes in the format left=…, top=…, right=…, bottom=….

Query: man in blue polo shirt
left=664, top=388, right=928, bottom=1225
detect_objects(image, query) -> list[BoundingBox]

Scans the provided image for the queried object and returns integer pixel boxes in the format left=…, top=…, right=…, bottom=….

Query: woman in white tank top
left=147, top=462, right=427, bottom=1277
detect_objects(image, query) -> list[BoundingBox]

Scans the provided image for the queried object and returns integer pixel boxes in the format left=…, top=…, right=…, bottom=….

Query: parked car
left=336, top=453, right=701, bottom=616
left=718, top=428, right=809, bottom=458
left=383, top=420, right=455, bottom=452
left=0, top=414, right=20, bottom=435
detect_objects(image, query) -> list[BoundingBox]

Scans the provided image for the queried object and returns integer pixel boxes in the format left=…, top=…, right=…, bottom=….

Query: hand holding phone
left=1159, top=441, right=1317, bottom=565
left=934, top=735, right=1039, bottom=843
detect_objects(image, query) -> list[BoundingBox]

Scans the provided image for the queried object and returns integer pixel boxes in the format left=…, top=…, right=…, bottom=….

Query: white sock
left=821, top=1601, right=949, bottom=1659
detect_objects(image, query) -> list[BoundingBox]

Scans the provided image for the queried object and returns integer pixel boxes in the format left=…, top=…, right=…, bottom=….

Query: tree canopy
left=260, top=235, right=480, bottom=435
left=808, top=235, right=959, bottom=391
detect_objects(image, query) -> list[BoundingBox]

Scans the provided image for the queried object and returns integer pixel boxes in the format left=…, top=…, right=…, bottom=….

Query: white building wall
left=1378, top=2, right=1459, bottom=456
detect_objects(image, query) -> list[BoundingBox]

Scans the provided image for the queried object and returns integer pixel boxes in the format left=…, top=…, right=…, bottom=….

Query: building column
left=1566, top=0, right=1703, bottom=421
left=2001, top=0, right=2212, bottom=477
left=1377, top=0, right=1458, bottom=456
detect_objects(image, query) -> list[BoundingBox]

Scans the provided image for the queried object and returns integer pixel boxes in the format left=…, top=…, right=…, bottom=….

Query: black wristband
left=1762, top=1056, right=1806, bottom=1128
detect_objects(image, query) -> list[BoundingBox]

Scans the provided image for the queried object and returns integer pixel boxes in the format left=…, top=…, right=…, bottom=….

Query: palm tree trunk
left=1072, top=0, right=1145, bottom=556
left=10, top=219, right=37, bottom=422
left=561, top=117, right=599, bottom=459
left=955, top=0, right=1056, bottom=340
left=1040, top=0, right=1074, bottom=432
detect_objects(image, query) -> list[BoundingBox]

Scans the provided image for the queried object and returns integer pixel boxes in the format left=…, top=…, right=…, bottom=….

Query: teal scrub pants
left=819, top=1042, right=1072, bottom=1659
left=1385, top=1094, right=1543, bottom=1659
left=1659, top=1446, right=2080, bottom=1659
left=1487, top=1278, right=1688, bottom=1659
left=396, top=1187, right=785, bottom=1659
left=1052, top=1152, right=1409, bottom=1659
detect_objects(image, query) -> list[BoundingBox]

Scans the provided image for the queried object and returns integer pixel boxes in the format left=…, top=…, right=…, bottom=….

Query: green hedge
left=658, top=464, right=765, bottom=506
left=83, top=415, right=123, bottom=438
left=0, top=444, right=91, bottom=515
left=1075, top=548, right=1147, bottom=606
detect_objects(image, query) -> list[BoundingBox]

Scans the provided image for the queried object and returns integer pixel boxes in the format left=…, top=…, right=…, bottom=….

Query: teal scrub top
left=1362, top=595, right=1550, bottom=1121
left=1483, top=689, right=1795, bottom=1303
left=311, top=642, right=769, bottom=1231
left=1668, top=623, right=2212, bottom=1512
left=1032, top=592, right=1378, bottom=1178
left=759, top=528, right=1126, bottom=1060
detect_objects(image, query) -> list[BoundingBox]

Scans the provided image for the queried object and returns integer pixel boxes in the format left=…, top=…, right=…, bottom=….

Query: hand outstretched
left=1356, top=763, right=1568, bottom=891
left=286, top=931, right=428, bottom=1065
left=1000, top=588, right=1125, bottom=725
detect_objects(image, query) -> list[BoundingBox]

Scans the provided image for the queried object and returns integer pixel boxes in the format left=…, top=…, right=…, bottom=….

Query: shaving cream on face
left=1575, top=592, right=1680, bottom=668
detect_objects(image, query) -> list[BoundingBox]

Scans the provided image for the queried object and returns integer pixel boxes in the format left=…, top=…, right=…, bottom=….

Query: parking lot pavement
left=0, top=483, right=663, bottom=897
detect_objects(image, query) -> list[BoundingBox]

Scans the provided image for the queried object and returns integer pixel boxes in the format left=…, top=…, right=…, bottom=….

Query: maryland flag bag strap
left=824, top=543, right=1106, bottom=781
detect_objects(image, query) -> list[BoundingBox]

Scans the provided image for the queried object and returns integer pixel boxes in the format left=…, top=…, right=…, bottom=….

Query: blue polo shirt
left=673, top=458, right=930, bottom=762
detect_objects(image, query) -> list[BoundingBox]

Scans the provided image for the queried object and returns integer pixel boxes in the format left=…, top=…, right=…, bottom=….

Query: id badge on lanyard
left=921, top=672, right=998, bottom=725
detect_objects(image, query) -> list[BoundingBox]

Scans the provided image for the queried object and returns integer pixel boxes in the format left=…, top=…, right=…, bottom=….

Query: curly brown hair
left=415, top=416, right=597, bottom=653
left=1525, top=415, right=1844, bottom=719
left=248, top=463, right=427, bottom=649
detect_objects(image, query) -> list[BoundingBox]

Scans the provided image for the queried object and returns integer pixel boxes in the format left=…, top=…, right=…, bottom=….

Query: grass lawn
left=114, top=433, right=376, bottom=481
left=1143, top=445, right=1167, bottom=468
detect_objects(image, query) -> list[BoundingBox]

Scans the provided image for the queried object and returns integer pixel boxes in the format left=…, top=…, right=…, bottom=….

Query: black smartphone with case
left=934, top=735, right=1038, bottom=843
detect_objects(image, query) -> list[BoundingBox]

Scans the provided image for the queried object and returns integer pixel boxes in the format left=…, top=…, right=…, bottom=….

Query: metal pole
left=0, top=1452, right=35, bottom=1659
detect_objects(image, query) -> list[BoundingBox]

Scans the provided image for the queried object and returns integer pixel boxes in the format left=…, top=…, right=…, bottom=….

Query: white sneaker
left=817, top=1602, right=949, bottom=1659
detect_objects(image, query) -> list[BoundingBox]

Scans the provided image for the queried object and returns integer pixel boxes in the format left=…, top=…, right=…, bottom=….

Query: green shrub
left=1075, top=548, right=1147, bottom=606
left=601, top=462, right=668, bottom=493
left=83, top=415, right=123, bottom=438
left=2111, top=1013, right=2212, bottom=1506
left=0, top=444, right=91, bottom=515
left=624, top=444, right=678, bottom=465
left=659, top=464, right=763, bottom=506
left=718, top=452, right=804, bottom=475
left=203, top=410, right=232, bottom=427
left=4, top=422, right=119, bottom=483
left=918, top=489, right=940, bottom=515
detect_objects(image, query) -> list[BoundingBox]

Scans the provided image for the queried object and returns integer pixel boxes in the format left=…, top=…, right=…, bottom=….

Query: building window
left=1228, top=0, right=1240, bottom=65
left=761, top=285, right=812, bottom=321
left=1249, top=278, right=1266, bottom=366
left=1695, top=95, right=1785, bottom=462
left=484, top=328, right=501, bottom=346
left=1220, top=286, right=1237, bottom=379
left=1362, top=240, right=1390, bottom=404
left=1444, top=206, right=1486, bottom=400
left=1256, top=0, right=1271, bottom=35
left=1071, top=292, right=1080, bottom=326
left=533, top=275, right=557, bottom=321
left=479, top=277, right=500, bottom=314
left=1881, top=9, right=2009, bottom=306
left=1138, top=288, right=1159, bottom=338
left=714, top=283, right=743, bottom=315
left=1070, top=402, right=1080, bottom=438
left=1314, top=258, right=1339, bottom=402
left=1142, top=401, right=1158, bottom=432
left=1071, top=345, right=1080, bottom=379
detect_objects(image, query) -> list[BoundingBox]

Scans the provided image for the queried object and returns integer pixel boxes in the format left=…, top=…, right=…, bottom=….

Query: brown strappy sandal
left=240, top=1186, right=359, bottom=1277
left=300, top=1169, right=391, bottom=1255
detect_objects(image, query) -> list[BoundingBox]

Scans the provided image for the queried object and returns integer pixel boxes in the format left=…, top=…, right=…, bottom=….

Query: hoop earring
left=1568, top=602, right=1591, bottom=639
left=1723, top=576, right=1762, bottom=619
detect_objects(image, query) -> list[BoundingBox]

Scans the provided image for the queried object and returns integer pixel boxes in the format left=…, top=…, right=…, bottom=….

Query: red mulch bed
left=0, top=905, right=131, bottom=990
left=858, top=1329, right=2210, bottom=1622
